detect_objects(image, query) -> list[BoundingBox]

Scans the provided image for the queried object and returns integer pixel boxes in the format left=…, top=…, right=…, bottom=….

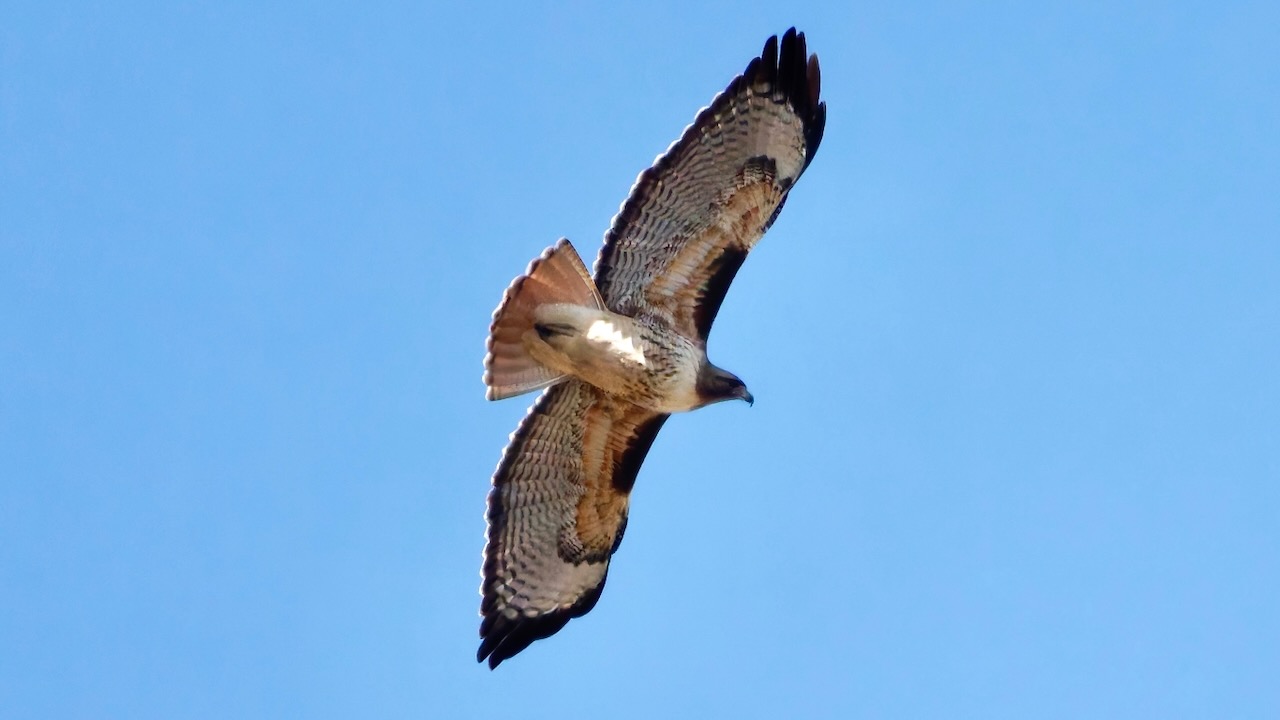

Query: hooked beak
left=736, top=386, right=755, bottom=406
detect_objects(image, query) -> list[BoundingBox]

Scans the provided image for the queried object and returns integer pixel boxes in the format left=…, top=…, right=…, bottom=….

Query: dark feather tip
left=755, top=28, right=826, bottom=169
left=477, top=577, right=608, bottom=670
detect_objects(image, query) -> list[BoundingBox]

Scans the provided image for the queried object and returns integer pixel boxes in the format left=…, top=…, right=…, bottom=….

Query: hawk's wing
left=593, top=28, right=826, bottom=340
left=478, top=380, right=668, bottom=668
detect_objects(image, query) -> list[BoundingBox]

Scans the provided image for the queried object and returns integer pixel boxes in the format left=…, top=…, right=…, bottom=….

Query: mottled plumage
left=477, top=28, right=826, bottom=668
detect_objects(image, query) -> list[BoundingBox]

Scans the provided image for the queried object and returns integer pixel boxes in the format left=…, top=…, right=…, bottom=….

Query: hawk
left=477, top=28, right=826, bottom=668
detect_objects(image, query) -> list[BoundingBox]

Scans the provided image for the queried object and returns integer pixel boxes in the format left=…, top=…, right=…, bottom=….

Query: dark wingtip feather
left=760, top=33, right=779, bottom=73
left=477, top=577, right=608, bottom=670
left=751, top=28, right=826, bottom=171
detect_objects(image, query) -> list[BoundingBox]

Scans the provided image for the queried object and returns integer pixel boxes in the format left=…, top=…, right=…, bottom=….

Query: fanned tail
left=483, top=239, right=604, bottom=401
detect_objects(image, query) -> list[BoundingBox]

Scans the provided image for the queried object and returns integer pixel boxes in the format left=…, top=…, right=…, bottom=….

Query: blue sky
left=3, top=2, right=1278, bottom=717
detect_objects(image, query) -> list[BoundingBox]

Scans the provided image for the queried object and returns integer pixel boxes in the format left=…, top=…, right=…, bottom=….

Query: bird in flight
left=477, top=28, right=826, bottom=669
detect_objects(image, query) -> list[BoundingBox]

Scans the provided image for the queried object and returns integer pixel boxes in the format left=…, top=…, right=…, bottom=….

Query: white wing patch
left=587, top=320, right=646, bottom=366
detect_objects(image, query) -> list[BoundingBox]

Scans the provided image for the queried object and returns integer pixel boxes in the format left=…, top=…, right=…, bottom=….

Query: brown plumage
left=477, top=28, right=826, bottom=668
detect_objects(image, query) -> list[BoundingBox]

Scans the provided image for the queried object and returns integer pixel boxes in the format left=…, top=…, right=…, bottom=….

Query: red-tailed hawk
left=477, top=28, right=826, bottom=668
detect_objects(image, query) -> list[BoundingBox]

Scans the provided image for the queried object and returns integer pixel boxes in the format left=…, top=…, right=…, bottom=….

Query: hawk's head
left=696, top=364, right=754, bottom=407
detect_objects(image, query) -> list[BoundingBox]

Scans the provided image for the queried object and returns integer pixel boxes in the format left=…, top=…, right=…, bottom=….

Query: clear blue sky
left=3, top=2, right=1278, bottom=718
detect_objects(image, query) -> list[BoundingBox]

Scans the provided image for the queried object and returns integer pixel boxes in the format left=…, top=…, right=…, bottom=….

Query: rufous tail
left=483, top=239, right=604, bottom=400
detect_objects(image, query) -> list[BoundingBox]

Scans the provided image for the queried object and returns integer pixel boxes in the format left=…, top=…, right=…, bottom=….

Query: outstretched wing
left=593, top=28, right=826, bottom=340
left=478, top=380, right=669, bottom=668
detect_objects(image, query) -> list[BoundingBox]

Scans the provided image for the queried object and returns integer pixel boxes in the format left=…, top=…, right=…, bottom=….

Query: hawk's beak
left=738, top=387, right=755, bottom=406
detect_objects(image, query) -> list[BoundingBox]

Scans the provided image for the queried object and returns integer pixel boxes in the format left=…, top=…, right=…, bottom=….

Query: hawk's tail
left=483, top=239, right=604, bottom=401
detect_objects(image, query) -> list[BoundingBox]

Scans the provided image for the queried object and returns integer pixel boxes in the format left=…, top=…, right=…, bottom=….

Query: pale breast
left=526, top=305, right=705, bottom=413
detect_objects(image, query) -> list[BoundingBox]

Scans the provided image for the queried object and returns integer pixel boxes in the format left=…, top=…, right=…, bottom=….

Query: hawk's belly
left=526, top=304, right=704, bottom=413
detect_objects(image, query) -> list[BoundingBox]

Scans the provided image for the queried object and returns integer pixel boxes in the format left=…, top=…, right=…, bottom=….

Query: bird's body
left=526, top=300, right=708, bottom=413
left=476, top=28, right=826, bottom=668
